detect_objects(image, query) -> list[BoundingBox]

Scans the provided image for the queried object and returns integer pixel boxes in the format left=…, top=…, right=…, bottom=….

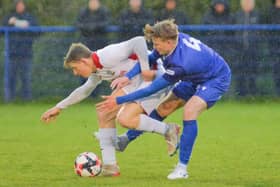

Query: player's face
left=152, top=37, right=174, bottom=55
left=69, top=60, right=92, bottom=78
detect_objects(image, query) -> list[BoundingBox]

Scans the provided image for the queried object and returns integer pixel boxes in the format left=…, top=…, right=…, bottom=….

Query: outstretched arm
left=56, top=75, right=101, bottom=109
left=98, top=76, right=172, bottom=111
left=41, top=75, right=101, bottom=123
left=116, top=76, right=171, bottom=104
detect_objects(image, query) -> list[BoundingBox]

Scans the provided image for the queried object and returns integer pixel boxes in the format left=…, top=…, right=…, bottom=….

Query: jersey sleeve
left=127, top=36, right=150, bottom=71
left=97, top=36, right=150, bottom=71
left=124, top=50, right=162, bottom=80
left=56, top=75, right=102, bottom=109
left=162, top=66, right=185, bottom=83
left=125, top=62, right=141, bottom=80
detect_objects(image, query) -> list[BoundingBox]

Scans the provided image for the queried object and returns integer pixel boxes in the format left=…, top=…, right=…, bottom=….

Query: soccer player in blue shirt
left=98, top=19, right=231, bottom=180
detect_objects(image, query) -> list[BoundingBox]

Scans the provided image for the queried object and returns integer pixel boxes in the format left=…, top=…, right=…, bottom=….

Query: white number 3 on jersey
left=183, top=37, right=202, bottom=51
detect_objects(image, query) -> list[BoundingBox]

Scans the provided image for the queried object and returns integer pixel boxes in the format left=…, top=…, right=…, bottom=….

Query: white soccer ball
left=74, top=152, right=102, bottom=177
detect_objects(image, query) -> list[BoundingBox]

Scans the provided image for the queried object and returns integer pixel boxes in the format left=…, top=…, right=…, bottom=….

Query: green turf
left=0, top=101, right=279, bottom=187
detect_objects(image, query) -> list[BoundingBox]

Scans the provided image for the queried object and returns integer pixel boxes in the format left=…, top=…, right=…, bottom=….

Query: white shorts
left=122, top=74, right=142, bottom=94
left=122, top=81, right=170, bottom=115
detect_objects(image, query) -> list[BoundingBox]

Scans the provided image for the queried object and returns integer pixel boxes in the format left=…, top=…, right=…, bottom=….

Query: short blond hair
left=63, top=43, right=92, bottom=68
left=143, top=19, right=179, bottom=42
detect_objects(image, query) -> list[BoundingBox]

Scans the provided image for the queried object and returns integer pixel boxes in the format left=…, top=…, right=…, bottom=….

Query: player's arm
left=116, top=76, right=172, bottom=104
left=110, top=52, right=161, bottom=89
left=127, top=36, right=151, bottom=80
left=141, top=49, right=162, bottom=81
left=110, top=62, right=141, bottom=90
left=41, top=75, right=101, bottom=123
left=98, top=76, right=172, bottom=112
left=99, top=66, right=184, bottom=110
left=125, top=51, right=160, bottom=79
left=98, top=36, right=153, bottom=80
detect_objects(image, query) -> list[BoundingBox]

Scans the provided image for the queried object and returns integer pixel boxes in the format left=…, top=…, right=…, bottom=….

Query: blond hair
left=143, top=19, right=179, bottom=42
left=63, top=43, right=92, bottom=68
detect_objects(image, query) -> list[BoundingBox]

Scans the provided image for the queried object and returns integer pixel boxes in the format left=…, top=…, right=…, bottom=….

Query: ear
left=80, top=58, right=89, bottom=64
left=167, top=39, right=174, bottom=45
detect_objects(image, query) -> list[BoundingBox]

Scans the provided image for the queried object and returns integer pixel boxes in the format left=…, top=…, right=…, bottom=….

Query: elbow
left=133, top=36, right=146, bottom=42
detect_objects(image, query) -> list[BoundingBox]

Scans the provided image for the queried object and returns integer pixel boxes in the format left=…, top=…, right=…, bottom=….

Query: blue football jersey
left=150, top=33, right=231, bottom=85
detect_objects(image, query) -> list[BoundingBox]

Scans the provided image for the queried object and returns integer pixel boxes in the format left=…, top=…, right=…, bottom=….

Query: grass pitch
left=0, top=101, right=279, bottom=187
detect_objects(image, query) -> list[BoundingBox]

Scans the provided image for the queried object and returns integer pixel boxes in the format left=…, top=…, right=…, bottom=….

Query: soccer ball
left=74, top=152, right=102, bottom=177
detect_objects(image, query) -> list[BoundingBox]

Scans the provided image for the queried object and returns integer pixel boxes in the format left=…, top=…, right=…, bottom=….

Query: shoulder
left=78, top=8, right=88, bottom=16
left=120, top=9, right=130, bottom=16
left=25, top=12, right=36, bottom=18
left=202, top=11, right=214, bottom=23
left=235, top=11, right=243, bottom=17
left=177, top=10, right=188, bottom=17
left=100, top=6, right=110, bottom=14
left=142, top=8, right=153, bottom=16
left=3, top=13, right=15, bottom=20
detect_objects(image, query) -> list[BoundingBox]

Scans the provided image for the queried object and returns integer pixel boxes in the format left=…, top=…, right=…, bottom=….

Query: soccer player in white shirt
left=41, top=36, right=179, bottom=176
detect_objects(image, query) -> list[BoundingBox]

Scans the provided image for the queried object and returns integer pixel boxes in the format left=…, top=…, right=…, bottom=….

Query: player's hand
left=110, top=76, right=130, bottom=90
left=141, top=70, right=156, bottom=81
left=96, top=95, right=117, bottom=112
left=41, top=107, right=61, bottom=124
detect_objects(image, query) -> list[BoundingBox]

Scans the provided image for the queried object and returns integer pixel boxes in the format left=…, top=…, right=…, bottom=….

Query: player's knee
left=157, top=102, right=174, bottom=117
left=184, top=107, right=198, bottom=120
left=96, top=109, right=110, bottom=124
left=116, top=114, right=130, bottom=128
left=116, top=114, right=136, bottom=129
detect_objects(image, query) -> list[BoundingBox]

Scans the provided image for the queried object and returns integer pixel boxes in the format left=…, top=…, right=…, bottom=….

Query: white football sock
left=98, top=128, right=117, bottom=165
left=136, top=114, right=169, bottom=135
left=177, top=162, right=187, bottom=171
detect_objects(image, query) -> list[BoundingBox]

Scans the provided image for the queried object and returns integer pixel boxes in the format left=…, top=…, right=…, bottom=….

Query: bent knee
left=116, top=115, right=130, bottom=128
left=184, top=108, right=199, bottom=120
left=116, top=114, right=138, bottom=129
left=157, top=102, right=178, bottom=117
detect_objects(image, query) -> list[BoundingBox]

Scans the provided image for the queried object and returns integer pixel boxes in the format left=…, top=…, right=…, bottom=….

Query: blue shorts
left=172, top=71, right=231, bottom=109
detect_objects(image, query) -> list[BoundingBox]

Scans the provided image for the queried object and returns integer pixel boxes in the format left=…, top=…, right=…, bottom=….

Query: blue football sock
left=126, top=110, right=165, bottom=141
left=179, top=120, right=198, bottom=165
left=149, top=109, right=166, bottom=121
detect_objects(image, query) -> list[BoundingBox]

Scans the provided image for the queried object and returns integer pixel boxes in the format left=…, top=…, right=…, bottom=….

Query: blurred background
left=0, top=0, right=279, bottom=102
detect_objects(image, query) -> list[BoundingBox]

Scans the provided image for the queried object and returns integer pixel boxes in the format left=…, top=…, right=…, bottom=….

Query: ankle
left=177, top=162, right=187, bottom=170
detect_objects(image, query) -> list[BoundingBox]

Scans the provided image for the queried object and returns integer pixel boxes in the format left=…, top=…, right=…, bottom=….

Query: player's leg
left=167, top=95, right=205, bottom=180
left=117, top=82, right=195, bottom=155
left=116, top=102, right=180, bottom=156
left=118, top=82, right=192, bottom=152
left=95, top=88, right=125, bottom=176
left=117, top=91, right=185, bottom=152
left=168, top=75, right=231, bottom=180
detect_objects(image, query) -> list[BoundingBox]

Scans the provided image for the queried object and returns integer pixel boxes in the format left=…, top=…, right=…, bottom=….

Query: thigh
left=117, top=102, right=145, bottom=128
left=183, top=96, right=207, bottom=120
left=195, top=75, right=231, bottom=109
left=137, top=81, right=171, bottom=115
left=156, top=91, right=186, bottom=117
left=96, top=89, right=126, bottom=128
